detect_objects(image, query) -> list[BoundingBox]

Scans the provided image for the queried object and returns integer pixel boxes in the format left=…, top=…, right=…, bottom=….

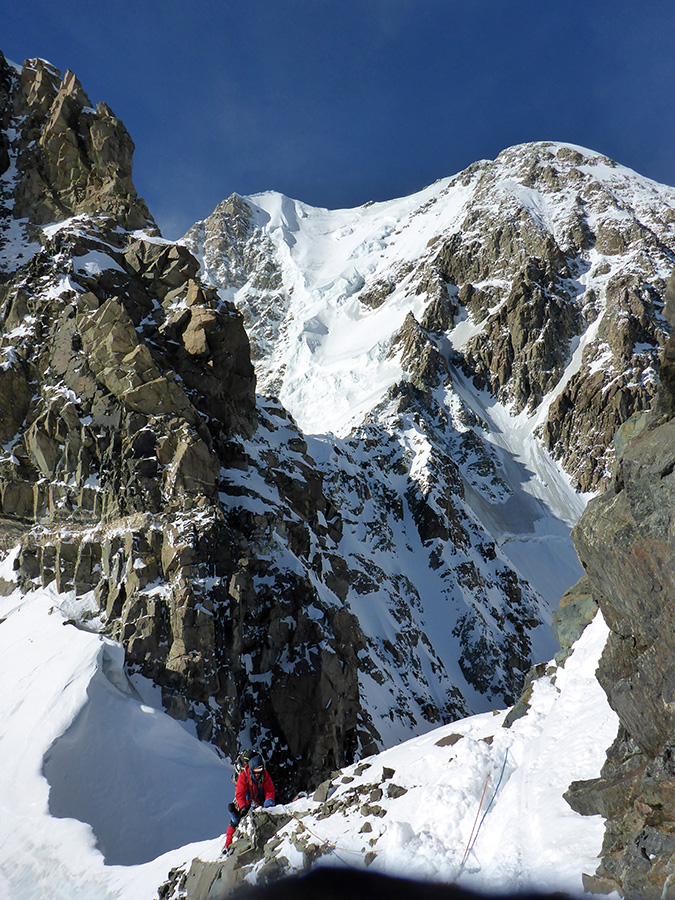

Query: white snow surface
left=226, top=179, right=471, bottom=437
left=220, top=611, right=618, bottom=896
left=72, top=249, right=124, bottom=276
left=0, top=584, right=233, bottom=900
left=0, top=576, right=618, bottom=899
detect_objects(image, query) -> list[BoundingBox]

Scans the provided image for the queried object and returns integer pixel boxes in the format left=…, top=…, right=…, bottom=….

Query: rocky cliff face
left=0, top=50, right=572, bottom=798
left=564, top=272, right=675, bottom=898
left=0, top=53, right=380, bottom=792
left=1, top=56, right=152, bottom=233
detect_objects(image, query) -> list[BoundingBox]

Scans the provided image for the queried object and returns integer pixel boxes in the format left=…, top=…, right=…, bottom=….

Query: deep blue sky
left=4, top=1, right=675, bottom=238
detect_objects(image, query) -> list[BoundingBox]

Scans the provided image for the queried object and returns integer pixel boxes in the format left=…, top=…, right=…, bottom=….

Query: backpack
left=232, top=748, right=262, bottom=784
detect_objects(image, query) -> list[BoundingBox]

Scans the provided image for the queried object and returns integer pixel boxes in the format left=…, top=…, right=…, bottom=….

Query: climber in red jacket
left=223, top=754, right=275, bottom=851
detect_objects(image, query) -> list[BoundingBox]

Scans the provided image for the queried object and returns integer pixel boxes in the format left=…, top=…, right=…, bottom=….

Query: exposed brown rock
left=0, top=360, right=31, bottom=443
left=566, top=271, right=675, bottom=897
left=0, top=50, right=374, bottom=797
left=388, top=312, right=450, bottom=389
left=11, top=57, right=153, bottom=230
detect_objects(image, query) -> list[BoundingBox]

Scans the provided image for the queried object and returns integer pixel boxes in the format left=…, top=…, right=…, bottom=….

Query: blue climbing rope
left=477, top=747, right=510, bottom=827
left=458, top=747, right=510, bottom=875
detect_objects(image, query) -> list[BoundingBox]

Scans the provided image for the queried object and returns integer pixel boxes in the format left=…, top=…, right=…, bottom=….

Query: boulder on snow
left=551, top=576, right=598, bottom=663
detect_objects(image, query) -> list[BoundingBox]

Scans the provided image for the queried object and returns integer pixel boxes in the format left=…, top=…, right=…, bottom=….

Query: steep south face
left=184, top=143, right=675, bottom=494
left=0, top=52, right=552, bottom=800
left=5, top=46, right=675, bottom=814
left=565, top=272, right=675, bottom=898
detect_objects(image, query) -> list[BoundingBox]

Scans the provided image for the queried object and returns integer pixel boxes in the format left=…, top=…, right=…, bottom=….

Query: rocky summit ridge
left=3, top=50, right=675, bottom=898
left=184, top=141, right=675, bottom=494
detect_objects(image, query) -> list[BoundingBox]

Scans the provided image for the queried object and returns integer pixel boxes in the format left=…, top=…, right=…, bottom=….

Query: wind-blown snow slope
left=236, top=180, right=469, bottom=434
left=0, top=578, right=233, bottom=900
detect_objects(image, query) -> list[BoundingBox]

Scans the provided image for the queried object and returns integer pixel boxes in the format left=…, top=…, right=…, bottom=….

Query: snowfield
left=0, top=581, right=233, bottom=900
left=0, top=573, right=618, bottom=899
left=219, top=610, right=617, bottom=896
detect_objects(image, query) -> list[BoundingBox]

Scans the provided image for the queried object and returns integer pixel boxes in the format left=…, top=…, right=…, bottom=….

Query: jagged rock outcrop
left=564, top=272, right=675, bottom=897
left=184, top=194, right=288, bottom=381
left=8, top=57, right=153, bottom=230
left=164, top=867, right=567, bottom=900
left=0, top=52, right=561, bottom=800
left=550, top=575, right=598, bottom=665
left=439, top=147, right=673, bottom=491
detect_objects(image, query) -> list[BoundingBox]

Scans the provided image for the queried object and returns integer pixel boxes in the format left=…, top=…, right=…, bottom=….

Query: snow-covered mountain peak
left=184, top=173, right=475, bottom=437
left=183, top=139, right=675, bottom=494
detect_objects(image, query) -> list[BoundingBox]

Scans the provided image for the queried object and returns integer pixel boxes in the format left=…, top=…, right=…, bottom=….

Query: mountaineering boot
left=222, top=825, right=236, bottom=853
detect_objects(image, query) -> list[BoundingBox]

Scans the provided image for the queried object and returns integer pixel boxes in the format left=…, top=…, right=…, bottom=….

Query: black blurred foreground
left=237, top=869, right=570, bottom=900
